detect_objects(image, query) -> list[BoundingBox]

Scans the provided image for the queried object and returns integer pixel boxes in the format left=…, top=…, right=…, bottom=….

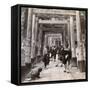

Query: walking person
left=62, top=48, right=72, bottom=73
left=55, top=48, right=60, bottom=67
left=53, top=46, right=57, bottom=62
left=43, top=46, right=50, bottom=68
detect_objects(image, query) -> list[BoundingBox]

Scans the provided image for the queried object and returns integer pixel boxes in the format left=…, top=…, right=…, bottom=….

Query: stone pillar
left=76, top=11, right=85, bottom=72
left=24, top=8, right=32, bottom=67
left=70, top=16, right=77, bottom=67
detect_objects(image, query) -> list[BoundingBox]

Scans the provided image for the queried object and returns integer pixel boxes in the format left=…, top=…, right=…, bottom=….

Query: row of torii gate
left=21, top=8, right=85, bottom=72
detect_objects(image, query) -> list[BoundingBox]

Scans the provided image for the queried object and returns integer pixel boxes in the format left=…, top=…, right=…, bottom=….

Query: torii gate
left=24, top=8, right=84, bottom=71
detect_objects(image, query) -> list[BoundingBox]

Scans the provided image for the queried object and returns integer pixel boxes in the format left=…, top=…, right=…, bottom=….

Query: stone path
left=23, top=60, right=85, bottom=83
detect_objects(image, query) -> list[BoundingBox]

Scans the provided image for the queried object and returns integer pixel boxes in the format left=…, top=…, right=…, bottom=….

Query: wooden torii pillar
left=24, top=8, right=32, bottom=66
left=31, top=14, right=40, bottom=60
left=31, top=14, right=36, bottom=60
left=21, top=8, right=27, bottom=66
left=70, top=16, right=77, bottom=67
left=76, top=11, right=85, bottom=72
left=37, top=24, right=43, bottom=56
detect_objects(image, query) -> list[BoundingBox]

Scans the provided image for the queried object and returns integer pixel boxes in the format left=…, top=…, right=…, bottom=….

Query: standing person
left=51, top=46, right=54, bottom=59
left=56, top=46, right=60, bottom=61
left=59, top=47, right=64, bottom=66
left=46, top=45, right=50, bottom=66
left=49, top=47, right=52, bottom=58
left=43, top=46, right=50, bottom=68
left=55, top=47, right=60, bottom=67
left=58, top=45, right=64, bottom=63
left=53, top=46, right=57, bottom=62
left=43, top=46, right=47, bottom=56
left=56, top=48, right=59, bottom=62
left=62, top=48, right=72, bottom=73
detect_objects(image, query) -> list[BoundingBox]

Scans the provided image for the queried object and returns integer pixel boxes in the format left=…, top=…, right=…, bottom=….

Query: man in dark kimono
left=43, top=46, right=50, bottom=68
left=53, top=46, right=57, bottom=62
left=61, top=48, right=72, bottom=73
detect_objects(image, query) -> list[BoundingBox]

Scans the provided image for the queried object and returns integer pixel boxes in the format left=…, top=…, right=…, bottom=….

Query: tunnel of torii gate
left=21, top=8, right=86, bottom=72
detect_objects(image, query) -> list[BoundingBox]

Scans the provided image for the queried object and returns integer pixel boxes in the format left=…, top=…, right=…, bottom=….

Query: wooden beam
left=33, top=9, right=76, bottom=16
left=39, top=19, right=68, bottom=24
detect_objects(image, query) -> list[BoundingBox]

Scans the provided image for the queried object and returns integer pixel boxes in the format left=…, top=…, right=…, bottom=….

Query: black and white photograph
left=20, top=6, right=87, bottom=83
left=0, top=0, right=90, bottom=89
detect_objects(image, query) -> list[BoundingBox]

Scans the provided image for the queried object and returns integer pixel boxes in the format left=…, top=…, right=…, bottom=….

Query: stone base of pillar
left=21, top=63, right=31, bottom=82
left=31, top=58, right=35, bottom=63
left=78, top=60, right=86, bottom=72
left=71, top=57, right=77, bottom=67
left=25, top=63, right=31, bottom=69
left=36, top=55, right=42, bottom=62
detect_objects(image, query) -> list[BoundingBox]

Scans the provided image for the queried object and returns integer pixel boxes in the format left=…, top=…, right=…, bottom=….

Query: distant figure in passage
left=52, top=46, right=57, bottom=62
left=58, top=45, right=64, bottom=67
left=55, top=47, right=60, bottom=67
